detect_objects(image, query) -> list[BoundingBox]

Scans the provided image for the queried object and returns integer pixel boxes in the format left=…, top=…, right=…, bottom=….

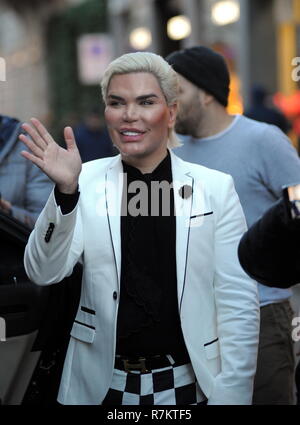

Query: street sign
left=77, top=34, right=113, bottom=85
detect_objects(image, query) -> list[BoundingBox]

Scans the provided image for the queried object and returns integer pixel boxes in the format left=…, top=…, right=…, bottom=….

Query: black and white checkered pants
left=102, top=358, right=207, bottom=405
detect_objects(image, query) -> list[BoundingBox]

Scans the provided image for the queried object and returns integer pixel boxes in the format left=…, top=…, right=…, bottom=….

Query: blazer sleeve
left=208, top=174, right=260, bottom=405
left=238, top=198, right=300, bottom=287
left=24, top=189, right=83, bottom=285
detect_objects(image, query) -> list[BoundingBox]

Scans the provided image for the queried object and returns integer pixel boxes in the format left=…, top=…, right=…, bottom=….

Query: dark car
left=0, top=210, right=81, bottom=405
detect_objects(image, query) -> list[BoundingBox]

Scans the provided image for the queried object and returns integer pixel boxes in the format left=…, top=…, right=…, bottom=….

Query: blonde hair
left=100, top=51, right=181, bottom=148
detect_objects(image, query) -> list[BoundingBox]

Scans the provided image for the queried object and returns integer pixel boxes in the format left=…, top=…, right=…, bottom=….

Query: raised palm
left=20, top=118, right=82, bottom=193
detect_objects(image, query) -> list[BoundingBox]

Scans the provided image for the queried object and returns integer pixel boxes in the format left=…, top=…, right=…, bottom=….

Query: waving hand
left=19, top=118, right=82, bottom=194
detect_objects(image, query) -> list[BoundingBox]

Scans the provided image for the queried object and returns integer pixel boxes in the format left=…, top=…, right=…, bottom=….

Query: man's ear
left=168, top=103, right=178, bottom=128
left=203, top=92, right=214, bottom=106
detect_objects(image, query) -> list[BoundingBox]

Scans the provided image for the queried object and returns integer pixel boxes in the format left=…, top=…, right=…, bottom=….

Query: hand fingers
left=21, top=122, right=48, bottom=151
left=19, top=134, right=45, bottom=160
left=20, top=149, right=45, bottom=170
left=64, top=126, right=77, bottom=150
left=29, top=117, right=55, bottom=145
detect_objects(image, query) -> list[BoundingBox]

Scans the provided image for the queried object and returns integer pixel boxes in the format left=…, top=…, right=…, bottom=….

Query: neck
left=195, top=105, right=235, bottom=138
left=122, top=148, right=168, bottom=174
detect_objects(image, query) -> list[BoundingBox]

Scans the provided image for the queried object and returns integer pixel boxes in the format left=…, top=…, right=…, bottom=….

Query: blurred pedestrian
left=166, top=45, right=300, bottom=405
left=0, top=114, right=53, bottom=228
left=20, top=52, right=259, bottom=405
left=244, top=84, right=291, bottom=134
left=73, top=107, right=115, bottom=162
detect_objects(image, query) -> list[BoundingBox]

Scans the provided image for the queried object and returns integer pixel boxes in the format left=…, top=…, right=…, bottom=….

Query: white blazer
left=24, top=151, right=259, bottom=405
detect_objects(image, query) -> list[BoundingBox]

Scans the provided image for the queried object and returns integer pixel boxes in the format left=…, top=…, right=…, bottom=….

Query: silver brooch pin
left=179, top=185, right=193, bottom=199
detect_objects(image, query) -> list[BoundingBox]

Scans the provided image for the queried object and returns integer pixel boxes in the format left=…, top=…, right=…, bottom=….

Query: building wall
left=0, top=0, right=85, bottom=123
left=0, top=4, right=49, bottom=122
left=249, top=0, right=278, bottom=95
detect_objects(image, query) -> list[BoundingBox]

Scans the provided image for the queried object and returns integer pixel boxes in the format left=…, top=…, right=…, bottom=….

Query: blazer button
left=44, top=222, right=55, bottom=243
left=113, top=291, right=118, bottom=300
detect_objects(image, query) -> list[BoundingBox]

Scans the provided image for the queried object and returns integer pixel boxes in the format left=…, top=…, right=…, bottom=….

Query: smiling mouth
left=120, top=130, right=146, bottom=136
left=119, top=130, right=146, bottom=142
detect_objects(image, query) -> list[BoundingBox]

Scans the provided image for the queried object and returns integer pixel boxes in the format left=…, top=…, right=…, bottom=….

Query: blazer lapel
left=105, top=156, right=123, bottom=289
left=170, top=152, right=194, bottom=311
left=105, top=151, right=197, bottom=301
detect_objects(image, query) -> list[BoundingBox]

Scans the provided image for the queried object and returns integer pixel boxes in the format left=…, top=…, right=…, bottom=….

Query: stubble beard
left=175, top=99, right=203, bottom=138
left=175, top=116, right=190, bottom=135
left=175, top=112, right=201, bottom=138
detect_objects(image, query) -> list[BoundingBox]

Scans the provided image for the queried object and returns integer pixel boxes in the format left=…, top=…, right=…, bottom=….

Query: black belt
left=114, top=353, right=190, bottom=373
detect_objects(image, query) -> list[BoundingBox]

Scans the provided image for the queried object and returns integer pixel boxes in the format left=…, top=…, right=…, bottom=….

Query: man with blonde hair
left=21, top=51, right=259, bottom=405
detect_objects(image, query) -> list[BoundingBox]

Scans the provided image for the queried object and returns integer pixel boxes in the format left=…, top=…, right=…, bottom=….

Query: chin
left=119, top=143, right=146, bottom=157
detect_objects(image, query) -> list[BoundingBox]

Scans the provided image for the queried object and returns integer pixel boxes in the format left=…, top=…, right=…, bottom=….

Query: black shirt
left=116, top=152, right=188, bottom=357
left=55, top=152, right=189, bottom=358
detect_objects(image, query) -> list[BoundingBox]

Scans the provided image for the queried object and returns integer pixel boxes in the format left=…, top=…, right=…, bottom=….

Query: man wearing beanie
left=166, top=45, right=300, bottom=405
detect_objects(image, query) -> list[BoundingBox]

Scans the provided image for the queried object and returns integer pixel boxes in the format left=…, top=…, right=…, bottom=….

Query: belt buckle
left=123, top=357, right=148, bottom=373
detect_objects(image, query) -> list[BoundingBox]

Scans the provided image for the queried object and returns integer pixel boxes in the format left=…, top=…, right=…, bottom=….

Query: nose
left=123, top=104, right=138, bottom=122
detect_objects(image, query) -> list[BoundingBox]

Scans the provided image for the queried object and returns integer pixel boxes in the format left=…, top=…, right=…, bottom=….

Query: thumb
left=64, top=126, right=77, bottom=150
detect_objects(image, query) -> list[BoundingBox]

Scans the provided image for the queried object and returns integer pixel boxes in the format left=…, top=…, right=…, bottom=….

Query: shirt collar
left=122, top=150, right=172, bottom=182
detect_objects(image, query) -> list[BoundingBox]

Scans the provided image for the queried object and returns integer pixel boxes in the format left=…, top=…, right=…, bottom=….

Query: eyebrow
left=137, top=94, right=158, bottom=101
left=107, top=93, right=159, bottom=101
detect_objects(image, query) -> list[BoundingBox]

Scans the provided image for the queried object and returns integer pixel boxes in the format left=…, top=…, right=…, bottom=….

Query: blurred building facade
left=0, top=0, right=300, bottom=138
left=0, top=0, right=84, bottom=122
left=108, top=0, right=300, bottom=113
left=0, top=0, right=110, bottom=140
